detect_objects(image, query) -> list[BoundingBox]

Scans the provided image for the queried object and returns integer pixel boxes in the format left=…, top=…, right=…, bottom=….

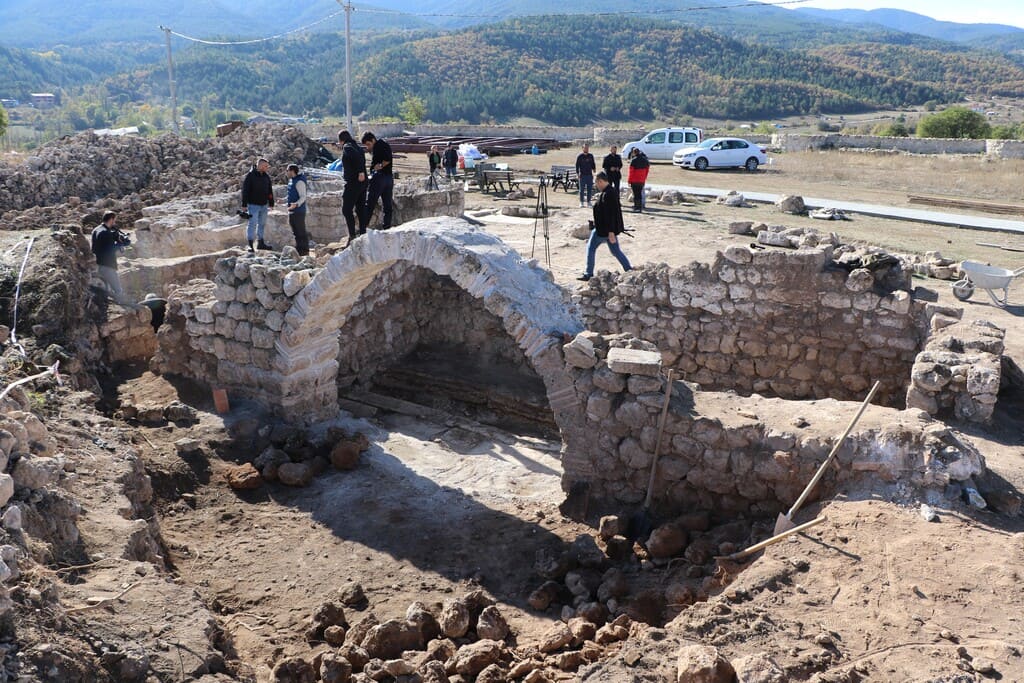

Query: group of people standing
left=338, top=129, right=395, bottom=242
left=427, top=143, right=460, bottom=178
left=238, top=129, right=397, bottom=259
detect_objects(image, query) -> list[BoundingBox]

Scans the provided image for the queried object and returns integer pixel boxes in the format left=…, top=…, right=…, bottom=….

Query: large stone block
left=606, top=347, right=662, bottom=377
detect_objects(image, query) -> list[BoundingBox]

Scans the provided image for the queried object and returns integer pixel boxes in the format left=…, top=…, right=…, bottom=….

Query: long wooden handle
left=719, top=516, right=827, bottom=561
left=643, top=368, right=675, bottom=510
left=786, top=380, right=880, bottom=520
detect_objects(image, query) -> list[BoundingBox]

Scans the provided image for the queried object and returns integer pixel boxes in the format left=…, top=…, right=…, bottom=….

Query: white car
left=621, top=127, right=703, bottom=161
left=672, top=137, right=767, bottom=171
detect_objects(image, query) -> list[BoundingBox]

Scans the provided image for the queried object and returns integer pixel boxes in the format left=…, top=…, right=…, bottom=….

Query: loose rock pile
left=0, top=124, right=326, bottom=222
left=272, top=587, right=632, bottom=683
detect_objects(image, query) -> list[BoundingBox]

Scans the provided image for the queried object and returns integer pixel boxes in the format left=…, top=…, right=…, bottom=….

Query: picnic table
left=548, top=165, right=579, bottom=193
left=481, top=170, right=521, bottom=194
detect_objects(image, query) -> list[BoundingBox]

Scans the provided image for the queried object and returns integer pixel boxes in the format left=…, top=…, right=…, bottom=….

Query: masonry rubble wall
left=907, top=319, right=1005, bottom=423
left=99, top=304, right=155, bottom=363
left=130, top=181, right=463, bottom=260
left=774, top=133, right=987, bottom=155
left=560, top=332, right=986, bottom=515
left=573, top=245, right=937, bottom=407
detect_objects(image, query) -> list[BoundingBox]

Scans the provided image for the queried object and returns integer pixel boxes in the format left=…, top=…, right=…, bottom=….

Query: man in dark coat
left=241, top=157, right=274, bottom=251
left=575, top=143, right=597, bottom=207
left=578, top=172, right=632, bottom=281
left=339, top=129, right=367, bottom=242
left=361, top=131, right=394, bottom=230
left=91, top=211, right=132, bottom=303
left=602, top=145, right=623, bottom=192
left=442, top=143, right=459, bottom=179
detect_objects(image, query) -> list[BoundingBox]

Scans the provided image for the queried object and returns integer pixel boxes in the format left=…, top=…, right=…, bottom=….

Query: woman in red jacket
left=627, top=149, right=650, bottom=213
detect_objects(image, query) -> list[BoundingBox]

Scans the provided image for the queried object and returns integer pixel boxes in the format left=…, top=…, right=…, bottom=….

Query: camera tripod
left=426, top=171, right=440, bottom=191
left=531, top=175, right=551, bottom=267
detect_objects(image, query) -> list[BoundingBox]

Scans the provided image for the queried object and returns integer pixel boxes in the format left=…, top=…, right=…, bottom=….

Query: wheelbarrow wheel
left=952, top=278, right=975, bottom=301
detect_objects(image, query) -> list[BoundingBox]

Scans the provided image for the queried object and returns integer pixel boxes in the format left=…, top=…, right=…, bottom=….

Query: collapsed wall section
left=573, top=245, right=932, bottom=407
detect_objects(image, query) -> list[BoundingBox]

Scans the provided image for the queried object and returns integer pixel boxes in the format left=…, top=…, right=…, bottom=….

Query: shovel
left=774, top=380, right=880, bottom=535
left=628, top=368, right=675, bottom=541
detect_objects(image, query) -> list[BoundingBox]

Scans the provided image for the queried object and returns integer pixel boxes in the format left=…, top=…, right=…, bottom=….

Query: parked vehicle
left=621, top=127, right=703, bottom=161
left=672, top=137, right=767, bottom=171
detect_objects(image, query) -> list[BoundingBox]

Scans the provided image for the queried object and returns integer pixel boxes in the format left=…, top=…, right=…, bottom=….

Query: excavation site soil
left=0, top=127, right=1022, bottom=683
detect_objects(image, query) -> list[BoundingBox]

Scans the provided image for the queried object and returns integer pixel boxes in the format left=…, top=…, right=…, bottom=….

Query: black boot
left=247, top=240, right=254, bottom=251
left=257, top=239, right=273, bottom=251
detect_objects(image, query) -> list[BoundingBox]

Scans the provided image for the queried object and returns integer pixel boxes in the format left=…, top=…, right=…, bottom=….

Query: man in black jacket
left=361, top=131, right=394, bottom=230
left=575, top=143, right=597, bottom=208
left=91, top=211, right=132, bottom=303
left=602, top=145, right=623, bottom=192
left=442, top=143, right=459, bottom=179
left=241, top=157, right=274, bottom=251
left=578, top=172, right=632, bottom=281
left=338, top=129, right=367, bottom=241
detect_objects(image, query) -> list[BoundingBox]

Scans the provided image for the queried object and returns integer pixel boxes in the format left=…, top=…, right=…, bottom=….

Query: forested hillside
left=351, top=16, right=950, bottom=124
left=813, top=43, right=1024, bottom=99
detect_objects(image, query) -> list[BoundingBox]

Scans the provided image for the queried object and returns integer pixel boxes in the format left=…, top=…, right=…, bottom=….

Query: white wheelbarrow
left=952, top=260, right=1024, bottom=307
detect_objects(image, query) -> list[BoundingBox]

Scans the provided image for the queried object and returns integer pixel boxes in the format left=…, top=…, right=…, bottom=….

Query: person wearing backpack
left=578, top=172, right=632, bottom=281
left=285, top=164, right=310, bottom=256
left=627, top=148, right=650, bottom=213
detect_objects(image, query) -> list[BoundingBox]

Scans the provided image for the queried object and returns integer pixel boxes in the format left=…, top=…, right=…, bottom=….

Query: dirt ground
left=7, top=144, right=1023, bottom=682
left=79, top=150, right=1022, bottom=681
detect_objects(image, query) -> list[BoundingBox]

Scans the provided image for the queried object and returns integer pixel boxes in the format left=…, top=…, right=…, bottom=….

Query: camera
left=115, top=229, right=131, bottom=246
left=237, top=209, right=252, bottom=220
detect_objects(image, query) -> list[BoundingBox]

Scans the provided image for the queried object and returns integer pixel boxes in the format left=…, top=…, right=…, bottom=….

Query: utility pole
left=160, top=26, right=180, bottom=135
left=336, top=0, right=354, bottom=132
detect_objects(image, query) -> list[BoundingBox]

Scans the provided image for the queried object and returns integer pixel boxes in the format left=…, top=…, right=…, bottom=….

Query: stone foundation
left=574, top=246, right=933, bottom=407
left=561, top=332, right=985, bottom=515
left=131, top=181, right=464, bottom=259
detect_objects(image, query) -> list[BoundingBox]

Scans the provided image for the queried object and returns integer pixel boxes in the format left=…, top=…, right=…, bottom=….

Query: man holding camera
left=91, top=211, right=131, bottom=304
left=241, top=157, right=274, bottom=251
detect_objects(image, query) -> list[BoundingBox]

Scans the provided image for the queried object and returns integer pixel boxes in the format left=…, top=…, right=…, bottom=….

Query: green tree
left=917, top=107, right=991, bottom=139
left=398, top=93, right=426, bottom=125
left=0, top=104, right=7, bottom=139
left=872, top=121, right=910, bottom=137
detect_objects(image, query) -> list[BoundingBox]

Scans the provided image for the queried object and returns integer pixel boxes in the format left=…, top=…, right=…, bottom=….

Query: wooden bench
left=481, top=170, right=521, bottom=194
left=548, top=165, right=579, bottom=193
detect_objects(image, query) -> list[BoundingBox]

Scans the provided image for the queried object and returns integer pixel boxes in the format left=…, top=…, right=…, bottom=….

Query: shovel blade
left=773, top=512, right=796, bottom=535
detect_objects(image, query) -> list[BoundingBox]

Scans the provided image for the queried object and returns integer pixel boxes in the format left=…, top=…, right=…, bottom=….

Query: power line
left=165, top=8, right=347, bottom=45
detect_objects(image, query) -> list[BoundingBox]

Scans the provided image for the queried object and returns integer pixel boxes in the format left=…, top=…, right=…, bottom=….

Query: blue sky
left=788, top=1, right=1024, bottom=29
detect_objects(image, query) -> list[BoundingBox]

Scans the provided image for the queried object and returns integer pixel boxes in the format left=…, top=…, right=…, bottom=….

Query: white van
left=621, top=127, right=703, bottom=161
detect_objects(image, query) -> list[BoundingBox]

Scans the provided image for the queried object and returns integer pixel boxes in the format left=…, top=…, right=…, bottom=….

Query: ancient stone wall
left=99, top=305, right=155, bottom=363
left=775, top=133, right=986, bottom=155
left=907, top=320, right=1005, bottom=423
left=560, top=332, right=986, bottom=516
left=574, top=246, right=930, bottom=407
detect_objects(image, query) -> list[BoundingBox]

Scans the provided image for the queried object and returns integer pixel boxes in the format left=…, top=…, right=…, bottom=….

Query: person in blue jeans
left=575, top=143, right=597, bottom=207
left=240, top=157, right=274, bottom=250
left=578, top=172, right=632, bottom=281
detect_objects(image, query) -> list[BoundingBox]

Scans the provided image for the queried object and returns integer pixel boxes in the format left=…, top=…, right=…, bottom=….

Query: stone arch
left=272, top=218, right=586, bottom=453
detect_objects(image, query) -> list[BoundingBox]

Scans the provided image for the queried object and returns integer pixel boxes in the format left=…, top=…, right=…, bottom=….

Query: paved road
left=649, top=183, right=1024, bottom=235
